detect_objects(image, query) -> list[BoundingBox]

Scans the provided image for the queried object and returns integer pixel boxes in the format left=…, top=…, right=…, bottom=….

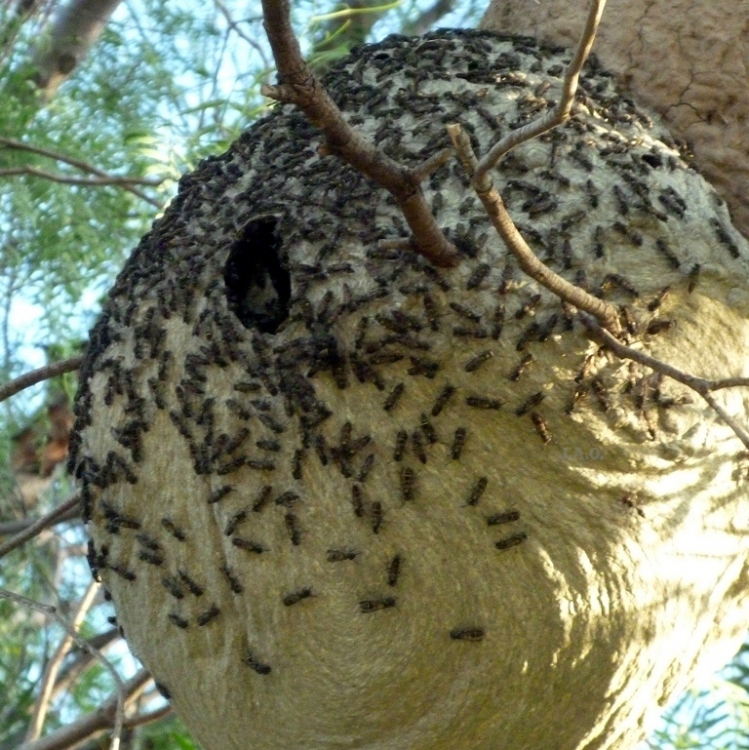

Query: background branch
left=0, top=356, right=83, bottom=404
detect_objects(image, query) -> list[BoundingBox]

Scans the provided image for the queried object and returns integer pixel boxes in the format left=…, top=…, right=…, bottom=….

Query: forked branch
left=474, top=0, right=607, bottom=181
left=259, top=0, right=459, bottom=268
left=448, top=123, right=622, bottom=334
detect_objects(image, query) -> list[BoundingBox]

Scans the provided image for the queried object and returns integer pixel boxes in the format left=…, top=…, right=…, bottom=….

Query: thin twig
left=123, top=703, right=172, bottom=729
left=1, top=590, right=129, bottom=750
left=259, top=0, right=459, bottom=268
left=0, top=355, right=83, bottom=404
left=213, top=0, right=270, bottom=69
left=0, top=137, right=160, bottom=183
left=474, top=0, right=607, bottom=181
left=581, top=314, right=749, bottom=449
left=0, top=499, right=80, bottom=538
left=447, top=123, right=621, bottom=333
left=0, top=166, right=163, bottom=207
left=26, top=582, right=100, bottom=742
left=0, top=492, right=80, bottom=560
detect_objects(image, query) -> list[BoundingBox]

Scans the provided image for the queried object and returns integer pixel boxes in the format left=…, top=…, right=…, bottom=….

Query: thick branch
left=29, top=0, right=123, bottom=100
left=0, top=355, right=83, bottom=404
left=260, top=0, right=459, bottom=268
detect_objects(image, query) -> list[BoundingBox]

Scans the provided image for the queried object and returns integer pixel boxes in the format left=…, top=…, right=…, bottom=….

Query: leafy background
left=0, top=1, right=747, bottom=748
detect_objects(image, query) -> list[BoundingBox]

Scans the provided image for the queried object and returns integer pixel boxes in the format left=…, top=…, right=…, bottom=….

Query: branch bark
left=0, top=355, right=83, bottom=404
left=26, top=582, right=100, bottom=742
left=0, top=492, right=80, bottom=560
left=28, top=0, right=123, bottom=100
left=260, top=0, right=460, bottom=268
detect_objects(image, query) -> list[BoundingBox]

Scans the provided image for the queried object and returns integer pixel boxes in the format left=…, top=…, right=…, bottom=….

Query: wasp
left=655, top=238, right=680, bottom=270
left=487, top=510, right=521, bottom=526
left=208, top=485, right=233, bottom=504
left=232, top=537, right=266, bottom=554
left=449, top=628, right=485, bottom=642
left=327, top=549, right=359, bottom=562
left=449, top=301, right=482, bottom=322
left=393, top=429, right=408, bottom=461
left=531, top=412, right=552, bottom=444
left=647, top=286, right=671, bottom=312
left=371, top=501, right=383, bottom=534
left=251, top=485, right=273, bottom=513
left=283, top=588, right=313, bottom=606
left=243, top=650, right=272, bottom=675
left=384, top=383, right=405, bottom=412
left=168, top=613, right=189, bottom=629
left=495, top=532, right=527, bottom=550
left=246, top=459, right=276, bottom=472
left=387, top=555, right=402, bottom=587
left=196, top=605, right=220, bottom=626
left=285, top=513, right=301, bottom=545
left=161, top=517, right=186, bottom=541
left=491, top=304, right=505, bottom=340
left=292, top=449, right=304, bottom=481
left=359, top=597, right=396, bottom=613
left=411, top=430, right=427, bottom=464
left=358, top=454, right=375, bottom=483
left=451, top=428, right=467, bottom=460
left=516, top=392, right=545, bottom=416
left=466, top=396, right=503, bottom=410
left=510, top=354, right=534, bottom=381
left=423, top=294, right=440, bottom=331
left=222, top=565, right=243, bottom=594
left=466, top=263, right=491, bottom=290
left=464, top=350, right=494, bottom=373
left=178, top=570, right=204, bottom=596
left=431, top=384, right=456, bottom=416
left=467, top=477, right=488, bottom=506
left=162, top=576, right=184, bottom=599
left=400, top=467, right=416, bottom=501
left=138, top=550, right=164, bottom=566
left=646, top=319, right=675, bottom=336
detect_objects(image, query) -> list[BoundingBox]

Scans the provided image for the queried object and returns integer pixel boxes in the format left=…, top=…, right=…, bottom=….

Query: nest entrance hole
left=224, top=216, right=290, bottom=334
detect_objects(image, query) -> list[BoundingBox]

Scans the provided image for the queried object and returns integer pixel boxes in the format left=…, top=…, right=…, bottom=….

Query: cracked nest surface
left=69, top=29, right=749, bottom=750
left=480, top=0, right=749, bottom=241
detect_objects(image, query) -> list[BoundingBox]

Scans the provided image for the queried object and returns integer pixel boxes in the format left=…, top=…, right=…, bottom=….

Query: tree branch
left=0, top=590, right=131, bottom=750
left=474, top=0, right=607, bottom=182
left=0, top=166, right=162, bottom=207
left=447, top=123, right=622, bottom=334
left=260, top=0, right=459, bottom=268
left=28, top=0, right=123, bottom=100
left=0, top=355, right=83, bottom=404
left=580, top=314, right=749, bottom=449
left=26, top=582, right=100, bottom=742
left=401, top=0, right=457, bottom=36
left=0, top=493, right=80, bottom=560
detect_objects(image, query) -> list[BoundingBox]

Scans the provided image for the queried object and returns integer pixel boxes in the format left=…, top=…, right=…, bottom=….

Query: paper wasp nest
left=69, top=30, right=749, bottom=750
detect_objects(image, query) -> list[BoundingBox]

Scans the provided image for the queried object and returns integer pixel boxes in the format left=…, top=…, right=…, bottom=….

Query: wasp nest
left=481, top=0, right=749, bottom=240
left=70, top=30, right=749, bottom=750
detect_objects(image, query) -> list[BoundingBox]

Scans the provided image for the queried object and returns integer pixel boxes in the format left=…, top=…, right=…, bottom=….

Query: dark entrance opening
left=224, top=216, right=291, bottom=334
